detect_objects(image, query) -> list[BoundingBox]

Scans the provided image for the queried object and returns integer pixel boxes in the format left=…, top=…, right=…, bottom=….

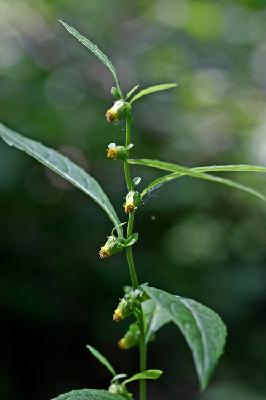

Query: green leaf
left=128, top=159, right=266, bottom=201
left=192, top=164, right=266, bottom=173
left=144, top=287, right=227, bottom=390
left=0, top=123, right=122, bottom=235
left=142, top=299, right=172, bottom=343
left=129, top=83, right=177, bottom=104
left=59, top=20, right=122, bottom=97
left=126, top=85, right=140, bottom=100
left=123, top=370, right=163, bottom=385
left=124, top=233, right=138, bottom=247
left=111, top=374, right=128, bottom=383
left=52, top=389, right=125, bottom=400
left=86, top=345, right=116, bottom=376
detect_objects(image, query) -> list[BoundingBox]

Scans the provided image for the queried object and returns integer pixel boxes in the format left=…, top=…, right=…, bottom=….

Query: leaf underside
left=52, top=389, right=125, bottom=400
left=129, top=83, right=177, bottom=104
left=128, top=159, right=266, bottom=201
left=142, top=299, right=172, bottom=343
left=0, top=123, right=122, bottom=234
left=59, top=20, right=122, bottom=96
left=144, top=287, right=227, bottom=390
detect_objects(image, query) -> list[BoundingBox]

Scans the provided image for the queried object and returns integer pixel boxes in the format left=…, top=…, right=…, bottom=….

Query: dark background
left=1, top=1, right=266, bottom=399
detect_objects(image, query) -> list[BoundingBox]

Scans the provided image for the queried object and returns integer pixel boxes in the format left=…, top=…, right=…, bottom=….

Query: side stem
left=123, top=114, right=147, bottom=400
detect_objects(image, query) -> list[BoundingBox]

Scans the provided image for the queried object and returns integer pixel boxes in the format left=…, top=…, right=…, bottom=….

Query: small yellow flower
left=124, top=191, right=141, bottom=214
left=124, top=202, right=137, bottom=214
left=118, top=338, right=127, bottom=350
left=99, top=246, right=110, bottom=259
left=107, top=147, right=118, bottom=158
left=113, top=308, right=123, bottom=322
left=105, top=100, right=125, bottom=123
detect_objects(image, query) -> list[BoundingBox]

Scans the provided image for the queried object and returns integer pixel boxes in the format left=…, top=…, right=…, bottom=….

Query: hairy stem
left=123, top=115, right=147, bottom=400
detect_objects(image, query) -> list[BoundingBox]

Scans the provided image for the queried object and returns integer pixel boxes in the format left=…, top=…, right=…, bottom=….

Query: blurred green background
left=1, top=0, right=266, bottom=399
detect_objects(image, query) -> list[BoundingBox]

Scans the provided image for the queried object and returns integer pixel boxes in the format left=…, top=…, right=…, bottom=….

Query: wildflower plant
left=1, top=20, right=266, bottom=400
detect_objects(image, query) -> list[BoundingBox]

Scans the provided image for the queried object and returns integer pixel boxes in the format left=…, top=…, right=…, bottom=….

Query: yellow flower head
left=118, top=338, right=127, bottom=350
left=124, top=202, right=137, bottom=214
left=113, top=308, right=123, bottom=322
left=107, top=147, right=118, bottom=159
left=105, top=100, right=125, bottom=123
left=99, top=246, right=110, bottom=259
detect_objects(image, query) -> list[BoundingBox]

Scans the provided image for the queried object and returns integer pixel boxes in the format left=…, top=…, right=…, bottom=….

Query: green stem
left=123, top=114, right=147, bottom=400
left=126, top=213, right=138, bottom=289
left=138, top=310, right=147, bottom=400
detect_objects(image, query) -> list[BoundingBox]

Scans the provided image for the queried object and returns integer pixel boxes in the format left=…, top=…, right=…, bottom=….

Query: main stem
left=124, top=114, right=147, bottom=400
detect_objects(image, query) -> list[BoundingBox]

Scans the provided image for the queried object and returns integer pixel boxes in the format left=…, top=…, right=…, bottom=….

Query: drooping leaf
left=144, top=287, right=227, bottom=390
left=129, top=83, right=177, bottom=104
left=0, top=123, right=122, bottom=235
left=52, top=389, right=125, bottom=400
left=86, top=345, right=116, bottom=376
left=59, top=21, right=122, bottom=97
left=128, top=159, right=266, bottom=201
left=126, top=85, right=140, bottom=100
left=123, top=370, right=163, bottom=385
left=141, top=162, right=266, bottom=197
left=142, top=299, right=172, bottom=343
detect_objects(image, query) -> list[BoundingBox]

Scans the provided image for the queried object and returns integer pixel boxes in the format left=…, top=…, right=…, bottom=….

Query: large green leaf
left=86, top=345, right=116, bottom=376
left=128, top=159, right=266, bottom=201
left=59, top=21, right=122, bottom=97
left=52, top=389, right=125, bottom=400
left=144, top=287, right=227, bottom=390
left=0, top=123, right=122, bottom=234
left=129, top=83, right=177, bottom=104
left=142, top=299, right=171, bottom=343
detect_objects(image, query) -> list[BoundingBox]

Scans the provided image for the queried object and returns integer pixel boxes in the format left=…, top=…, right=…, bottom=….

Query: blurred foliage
left=1, top=0, right=266, bottom=399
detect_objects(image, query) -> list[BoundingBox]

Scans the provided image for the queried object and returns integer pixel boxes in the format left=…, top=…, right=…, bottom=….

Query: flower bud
left=105, top=100, right=130, bottom=123
left=113, top=297, right=133, bottom=322
left=118, top=322, right=140, bottom=350
left=108, top=383, right=132, bottom=399
left=110, top=86, right=120, bottom=100
left=124, top=191, right=142, bottom=214
left=106, top=143, right=128, bottom=160
left=99, top=235, right=124, bottom=259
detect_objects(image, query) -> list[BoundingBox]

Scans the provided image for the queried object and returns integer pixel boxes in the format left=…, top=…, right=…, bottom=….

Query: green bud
left=113, top=297, right=133, bottom=322
left=111, top=86, right=121, bottom=100
left=118, top=322, right=140, bottom=350
left=99, top=235, right=124, bottom=259
left=108, top=383, right=132, bottom=399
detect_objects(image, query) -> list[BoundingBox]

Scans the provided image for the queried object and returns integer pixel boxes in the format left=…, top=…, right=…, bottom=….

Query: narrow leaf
left=59, top=20, right=122, bottom=97
left=123, top=370, right=162, bottom=385
left=0, top=123, right=122, bottom=235
left=192, top=164, right=266, bottom=173
left=111, top=374, right=127, bottom=383
left=141, top=172, right=182, bottom=198
left=129, top=159, right=266, bottom=201
left=126, top=85, right=140, bottom=100
left=52, top=389, right=125, bottom=400
left=86, top=345, right=116, bottom=376
left=129, top=83, right=177, bottom=104
left=144, top=287, right=227, bottom=390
